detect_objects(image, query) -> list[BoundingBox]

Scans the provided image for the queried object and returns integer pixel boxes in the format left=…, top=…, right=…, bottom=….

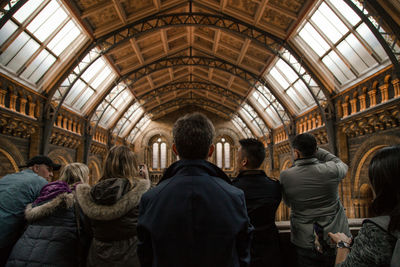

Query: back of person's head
left=369, top=145, right=400, bottom=232
left=59, top=162, right=89, bottom=185
left=239, top=138, right=265, bottom=169
left=292, top=133, right=317, bottom=157
left=172, top=112, right=215, bottom=160
left=102, top=145, right=139, bottom=183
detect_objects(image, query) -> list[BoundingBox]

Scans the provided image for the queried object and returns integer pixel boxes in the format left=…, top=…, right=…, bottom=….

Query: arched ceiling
left=61, top=0, right=315, bottom=123
left=1, top=0, right=397, bottom=146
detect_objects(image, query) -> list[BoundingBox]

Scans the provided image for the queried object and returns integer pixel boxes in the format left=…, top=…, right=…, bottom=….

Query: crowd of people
left=0, top=112, right=398, bottom=267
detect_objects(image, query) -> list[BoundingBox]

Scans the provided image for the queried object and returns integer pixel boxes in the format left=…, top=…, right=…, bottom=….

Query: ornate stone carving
left=0, top=112, right=36, bottom=138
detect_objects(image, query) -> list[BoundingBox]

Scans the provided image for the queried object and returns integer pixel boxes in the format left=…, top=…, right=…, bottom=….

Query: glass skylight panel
left=232, top=116, right=253, bottom=138
left=356, top=24, right=386, bottom=60
left=63, top=57, right=115, bottom=112
left=127, top=116, right=151, bottom=143
left=299, top=23, right=330, bottom=56
left=21, top=50, right=56, bottom=83
left=27, top=1, right=68, bottom=42
left=0, top=21, right=18, bottom=46
left=47, top=21, right=81, bottom=56
left=0, top=0, right=86, bottom=86
left=296, top=0, right=389, bottom=88
left=13, top=0, right=42, bottom=23
left=330, top=0, right=360, bottom=26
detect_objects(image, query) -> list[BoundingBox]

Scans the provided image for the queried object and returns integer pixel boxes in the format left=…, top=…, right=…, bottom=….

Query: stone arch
left=48, top=148, right=73, bottom=181
left=215, top=127, right=241, bottom=146
left=0, top=148, right=19, bottom=177
left=350, top=133, right=400, bottom=197
left=88, top=155, right=102, bottom=185
left=280, top=155, right=293, bottom=171
left=0, top=137, right=25, bottom=169
left=140, top=127, right=173, bottom=148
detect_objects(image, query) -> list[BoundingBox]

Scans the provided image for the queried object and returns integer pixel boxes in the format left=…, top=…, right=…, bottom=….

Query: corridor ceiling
left=1, top=0, right=397, bottom=142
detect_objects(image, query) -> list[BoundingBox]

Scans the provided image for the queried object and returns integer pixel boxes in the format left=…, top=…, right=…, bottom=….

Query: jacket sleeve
left=137, top=195, right=153, bottom=267
left=279, top=173, right=291, bottom=207
left=236, top=193, right=254, bottom=267
left=315, top=148, right=348, bottom=180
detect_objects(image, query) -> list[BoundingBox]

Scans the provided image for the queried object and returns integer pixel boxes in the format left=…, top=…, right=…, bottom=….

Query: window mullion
left=0, top=0, right=49, bottom=52
left=325, top=1, right=381, bottom=63
left=309, top=19, right=359, bottom=76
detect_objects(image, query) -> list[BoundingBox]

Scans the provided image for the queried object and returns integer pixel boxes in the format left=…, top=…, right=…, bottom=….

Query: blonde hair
left=101, top=145, right=139, bottom=183
left=59, top=162, right=89, bottom=185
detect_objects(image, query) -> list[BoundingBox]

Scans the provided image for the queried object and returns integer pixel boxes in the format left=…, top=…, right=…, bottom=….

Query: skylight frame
left=0, top=0, right=87, bottom=87
left=294, top=0, right=390, bottom=89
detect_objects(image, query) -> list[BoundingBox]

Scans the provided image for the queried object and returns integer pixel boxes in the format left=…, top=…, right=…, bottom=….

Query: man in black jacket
left=233, top=138, right=282, bottom=267
left=137, top=113, right=253, bottom=267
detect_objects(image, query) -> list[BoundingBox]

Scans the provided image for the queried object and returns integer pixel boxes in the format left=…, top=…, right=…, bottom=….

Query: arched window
left=150, top=137, right=168, bottom=170
left=215, top=137, right=232, bottom=170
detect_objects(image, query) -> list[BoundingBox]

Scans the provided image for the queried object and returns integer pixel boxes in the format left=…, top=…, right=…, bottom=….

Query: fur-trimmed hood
left=76, top=178, right=150, bottom=220
left=25, top=193, right=74, bottom=222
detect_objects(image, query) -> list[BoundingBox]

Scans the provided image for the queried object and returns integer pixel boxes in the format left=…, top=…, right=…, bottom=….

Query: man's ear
left=294, top=149, right=301, bottom=159
left=172, top=144, right=179, bottom=156
left=241, top=157, right=248, bottom=167
left=208, top=144, right=215, bottom=157
left=32, top=164, right=39, bottom=173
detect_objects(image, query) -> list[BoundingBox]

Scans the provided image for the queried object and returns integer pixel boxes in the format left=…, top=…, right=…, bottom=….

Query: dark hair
left=369, top=145, right=400, bottom=232
left=239, top=138, right=266, bottom=169
left=292, top=133, right=317, bottom=157
left=172, top=113, right=215, bottom=159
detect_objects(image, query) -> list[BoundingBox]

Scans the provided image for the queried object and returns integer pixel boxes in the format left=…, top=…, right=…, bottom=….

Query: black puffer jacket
left=76, top=177, right=150, bottom=267
left=6, top=193, right=89, bottom=267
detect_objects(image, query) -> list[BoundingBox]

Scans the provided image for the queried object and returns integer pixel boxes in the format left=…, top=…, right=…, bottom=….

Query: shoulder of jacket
left=25, top=193, right=74, bottom=222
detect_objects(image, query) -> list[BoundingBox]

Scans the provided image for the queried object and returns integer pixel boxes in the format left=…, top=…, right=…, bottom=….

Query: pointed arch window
left=150, top=137, right=168, bottom=170
left=215, top=137, right=232, bottom=170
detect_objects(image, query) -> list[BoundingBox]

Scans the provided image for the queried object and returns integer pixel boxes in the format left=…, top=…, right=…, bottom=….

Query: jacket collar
left=294, top=157, right=319, bottom=166
left=76, top=178, right=150, bottom=220
left=237, top=169, right=266, bottom=177
left=159, top=159, right=231, bottom=184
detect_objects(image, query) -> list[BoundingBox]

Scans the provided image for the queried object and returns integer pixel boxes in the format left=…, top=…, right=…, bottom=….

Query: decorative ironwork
left=149, top=97, right=234, bottom=119
left=139, top=81, right=243, bottom=103
left=0, top=0, right=28, bottom=28
left=344, top=0, right=400, bottom=77
left=96, top=13, right=283, bottom=54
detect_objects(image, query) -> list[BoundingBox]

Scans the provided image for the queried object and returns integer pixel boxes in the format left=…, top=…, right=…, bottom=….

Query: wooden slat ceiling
left=65, top=0, right=314, bottom=120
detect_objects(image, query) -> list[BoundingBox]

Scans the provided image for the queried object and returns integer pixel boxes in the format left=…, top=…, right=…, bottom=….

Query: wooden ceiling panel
left=65, top=0, right=316, bottom=121
left=194, top=27, right=216, bottom=40
left=240, top=56, right=264, bottom=73
left=246, top=45, right=271, bottom=62
left=226, top=0, right=258, bottom=17
left=168, top=36, right=189, bottom=51
left=122, top=0, right=156, bottom=16
left=85, top=6, right=120, bottom=28
left=261, top=8, right=294, bottom=31
left=268, top=0, right=306, bottom=14
left=219, top=33, right=244, bottom=51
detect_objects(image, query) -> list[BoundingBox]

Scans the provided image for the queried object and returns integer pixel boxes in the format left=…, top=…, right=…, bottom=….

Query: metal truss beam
left=96, top=12, right=284, bottom=54
left=120, top=55, right=293, bottom=126
left=0, top=0, right=28, bottom=28
left=139, top=81, right=243, bottom=104
left=149, top=97, right=235, bottom=117
left=343, top=0, right=400, bottom=78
